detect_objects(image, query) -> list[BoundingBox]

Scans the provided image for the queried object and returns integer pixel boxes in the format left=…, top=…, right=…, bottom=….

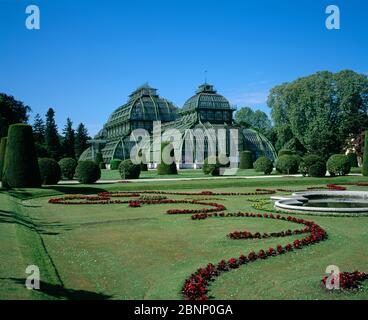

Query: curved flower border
left=48, top=184, right=368, bottom=300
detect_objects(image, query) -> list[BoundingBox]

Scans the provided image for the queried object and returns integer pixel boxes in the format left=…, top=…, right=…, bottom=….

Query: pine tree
left=75, top=123, right=89, bottom=159
left=45, top=108, right=61, bottom=160
left=33, top=113, right=47, bottom=157
left=62, top=118, right=76, bottom=159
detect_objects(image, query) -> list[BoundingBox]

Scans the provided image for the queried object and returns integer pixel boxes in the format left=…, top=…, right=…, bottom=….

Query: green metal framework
left=79, top=83, right=276, bottom=165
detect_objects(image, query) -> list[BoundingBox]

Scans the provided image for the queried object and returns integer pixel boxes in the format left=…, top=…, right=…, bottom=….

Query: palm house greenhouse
left=79, top=83, right=276, bottom=168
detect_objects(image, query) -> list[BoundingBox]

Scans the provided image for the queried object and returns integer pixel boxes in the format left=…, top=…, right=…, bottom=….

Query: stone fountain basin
left=273, top=190, right=368, bottom=214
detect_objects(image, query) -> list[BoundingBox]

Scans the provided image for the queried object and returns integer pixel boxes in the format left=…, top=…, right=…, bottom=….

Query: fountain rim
left=274, top=190, right=368, bottom=214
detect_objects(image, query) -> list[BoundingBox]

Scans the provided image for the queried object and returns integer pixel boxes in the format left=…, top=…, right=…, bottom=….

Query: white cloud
left=229, top=90, right=269, bottom=106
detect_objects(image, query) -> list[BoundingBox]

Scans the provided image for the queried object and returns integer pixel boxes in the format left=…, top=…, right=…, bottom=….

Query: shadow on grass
left=0, top=209, right=71, bottom=236
left=2, top=278, right=112, bottom=300
left=44, top=185, right=108, bottom=195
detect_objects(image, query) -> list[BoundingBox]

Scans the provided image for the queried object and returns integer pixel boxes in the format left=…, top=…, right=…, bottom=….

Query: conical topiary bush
left=2, top=124, right=41, bottom=188
left=0, top=137, right=7, bottom=181
left=157, top=142, right=177, bottom=175
left=363, top=131, right=368, bottom=176
left=239, top=151, right=253, bottom=169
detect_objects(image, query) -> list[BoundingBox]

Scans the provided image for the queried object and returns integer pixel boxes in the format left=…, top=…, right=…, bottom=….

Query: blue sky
left=1, top=0, right=367, bottom=135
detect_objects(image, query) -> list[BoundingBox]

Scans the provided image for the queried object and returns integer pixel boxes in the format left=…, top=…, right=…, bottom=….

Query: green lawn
left=100, top=168, right=278, bottom=180
left=1, top=175, right=368, bottom=300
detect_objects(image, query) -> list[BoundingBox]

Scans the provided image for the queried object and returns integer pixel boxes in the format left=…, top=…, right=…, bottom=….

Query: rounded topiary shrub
left=327, top=154, right=351, bottom=176
left=110, top=159, right=122, bottom=170
left=75, top=161, right=101, bottom=184
left=2, top=124, right=41, bottom=188
left=38, top=158, right=61, bottom=185
left=347, top=153, right=358, bottom=168
left=299, top=155, right=326, bottom=177
left=58, top=157, right=77, bottom=180
left=254, top=156, right=273, bottom=175
left=0, top=137, right=7, bottom=181
left=157, top=142, right=178, bottom=175
left=308, top=161, right=327, bottom=178
left=119, top=159, right=141, bottom=179
left=276, top=155, right=299, bottom=174
left=239, top=151, right=253, bottom=169
left=203, top=155, right=229, bottom=176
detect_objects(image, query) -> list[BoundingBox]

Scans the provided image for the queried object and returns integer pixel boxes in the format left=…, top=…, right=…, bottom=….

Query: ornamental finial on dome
left=196, top=83, right=217, bottom=94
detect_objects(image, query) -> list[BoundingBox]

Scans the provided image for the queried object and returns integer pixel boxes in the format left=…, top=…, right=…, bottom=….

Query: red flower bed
left=128, top=201, right=141, bottom=208
left=326, top=184, right=347, bottom=191
left=321, top=271, right=367, bottom=291
left=182, top=214, right=328, bottom=300
left=47, top=187, right=338, bottom=300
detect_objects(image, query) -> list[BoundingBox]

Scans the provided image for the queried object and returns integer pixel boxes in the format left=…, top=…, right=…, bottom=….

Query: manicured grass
left=1, top=175, right=368, bottom=300
left=100, top=168, right=278, bottom=180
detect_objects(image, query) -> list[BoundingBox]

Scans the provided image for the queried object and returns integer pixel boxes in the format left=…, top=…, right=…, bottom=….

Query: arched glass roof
left=181, top=84, right=232, bottom=113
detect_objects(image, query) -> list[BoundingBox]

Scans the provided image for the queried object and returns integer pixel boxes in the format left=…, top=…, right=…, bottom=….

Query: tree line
left=0, top=93, right=90, bottom=161
left=2, top=69, right=367, bottom=163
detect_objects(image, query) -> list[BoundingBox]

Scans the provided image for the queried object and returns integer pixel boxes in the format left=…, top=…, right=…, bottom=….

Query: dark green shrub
left=202, top=155, right=229, bottom=176
left=38, top=158, right=61, bottom=185
left=138, top=149, right=148, bottom=171
left=58, top=157, right=77, bottom=180
left=0, top=137, right=7, bottom=181
left=99, top=162, right=106, bottom=169
left=75, top=161, right=101, bottom=184
left=0, top=117, right=9, bottom=138
left=299, top=155, right=326, bottom=177
left=239, top=151, right=253, bottom=169
left=347, top=153, right=358, bottom=168
left=278, top=149, right=294, bottom=157
left=119, top=159, right=141, bottom=179
left=308, top=161, right=327, bottom=177
left=157, top=142, right=178, bottom=175
left=254, top=156, right=273, bottom=175
left=327, top=154, right=351, bottom=176
left=95, top=152, right=104, bottom=166
left=363, top=131, right=368, bottom=176
left=276, top=155, right=299, bottom=174
left=110, top=159, right=121, bottom=170
left=2, top=124, right=41, bottom=188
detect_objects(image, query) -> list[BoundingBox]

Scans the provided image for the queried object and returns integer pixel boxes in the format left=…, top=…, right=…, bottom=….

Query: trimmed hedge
left=363, top=131, right=368, bottom=176
left=59, top=157, right=77, bottom=180
left=347, top=153, right=358, bottom=168
left=2, top=124, right=41, bottom=188
left=254, top=156, right=273, bottom=175
left=110, top=159, right=121, bottom=170
left=0, top=137, right=7, bottom=181
left=99, top=162, right=106, bottom=169
left=299, top=155, right=326, bottom=177
left=157, top=142, right=178, bottom=175
left=75, top=161, right=101, bottom=184
left=239, top=151, right=253, bottom=169
left=95, top=152, right=104, bottom=166
left=119, top=159, right=141, bottom=179
left=38, top=158, right=61, bottom=185
left=276, top=155, right=299, bottom=174
left=327, top=154, right=351, bottom=176
left=203, top=155, right=229, bottom=176
left=309, top=161, right=327, bottom=177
